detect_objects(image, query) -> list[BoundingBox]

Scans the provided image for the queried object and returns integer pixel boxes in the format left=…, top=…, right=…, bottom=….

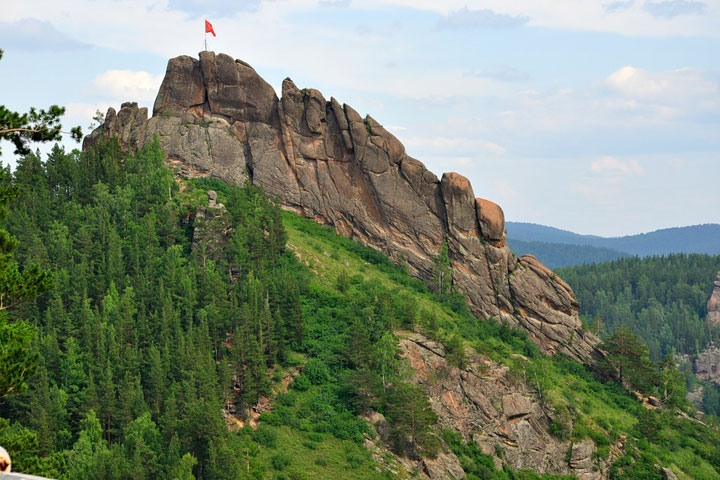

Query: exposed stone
left=687, top=385, right=705, bottom=411
left=570, top=440, right=601, bottom=480
left=661, top=466, right=678, bottom=480
left=696, top=346, right=720, bottom=384
left=421, top=452, right=466, bottom=480
left=475, top=198, right=506, bottom=245
left=83, top=51, right=602, bottom=363
left=399, top=332, right=606, bottom=478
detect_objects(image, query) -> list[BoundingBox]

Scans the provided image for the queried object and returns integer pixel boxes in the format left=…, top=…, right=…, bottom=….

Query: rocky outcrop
left=696, top=346, right=720, bottom=384
left=707, top=272, right=720, bottom=328
left=690, top=272, right=720, bottom=386
left=399, top=333, right=604, bottom=479
left=84, top=51, right=601, bottom=363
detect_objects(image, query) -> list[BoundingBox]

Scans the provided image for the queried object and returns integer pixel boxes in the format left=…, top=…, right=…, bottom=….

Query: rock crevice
left=84, top=51, right=601, bottom=362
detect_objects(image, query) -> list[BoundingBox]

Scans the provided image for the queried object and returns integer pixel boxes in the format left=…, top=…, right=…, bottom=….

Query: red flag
left=205, top=20, right=216, bottom=37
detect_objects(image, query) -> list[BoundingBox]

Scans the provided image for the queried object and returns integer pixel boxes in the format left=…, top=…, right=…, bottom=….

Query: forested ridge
left=507, top=222, right=720, bottom=257
left=507, top=239, right=627, bottom=269
left=1, top=140, right=720, bottom=479
left=557, top=255, right=720, bottom=361
left=557, top=255, right=720, bottom=416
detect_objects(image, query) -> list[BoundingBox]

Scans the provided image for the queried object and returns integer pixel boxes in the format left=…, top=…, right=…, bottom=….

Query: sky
left=1, top=0, right=719, bottom=236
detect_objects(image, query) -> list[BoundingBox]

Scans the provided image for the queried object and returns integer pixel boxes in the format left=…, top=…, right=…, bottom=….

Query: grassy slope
left=237, top=206, right=720, bottom=479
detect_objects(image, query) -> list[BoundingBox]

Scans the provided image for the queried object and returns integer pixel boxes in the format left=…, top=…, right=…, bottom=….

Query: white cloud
left=644, top=0, right=707, bottom=18
left=366, top=0, right=720, bottom=37
left=605, top=65, right=718, bottom=100
left=92, top=70, right=164, bottom=102
left=591, top=156, right=644, bottom=175
left=402, top=135, right=506, bottom=156
left=437, top=7, right=529, bottom=30
left=0, top=18, right=90, bottom=51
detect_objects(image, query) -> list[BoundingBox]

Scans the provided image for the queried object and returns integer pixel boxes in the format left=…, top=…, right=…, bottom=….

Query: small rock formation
left=84, top=51, right=601, bottom=363
left=661, top=466, right=678, bottom=480
left=696, top=346, right=720, bottom=384
left=399, top=332, right=605, bottom=479
left=707, top=272, right=720, bottom=328
left=692, top=272, right=720, bottom=385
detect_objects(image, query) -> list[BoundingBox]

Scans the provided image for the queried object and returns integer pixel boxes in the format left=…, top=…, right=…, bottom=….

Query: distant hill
left=507, top=222, right=720, bottom=267
left=507, top=239, right=628, bottom=270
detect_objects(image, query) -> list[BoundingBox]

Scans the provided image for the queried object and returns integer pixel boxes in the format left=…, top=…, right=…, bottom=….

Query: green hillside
left=0, top=141, right=719, bottom=479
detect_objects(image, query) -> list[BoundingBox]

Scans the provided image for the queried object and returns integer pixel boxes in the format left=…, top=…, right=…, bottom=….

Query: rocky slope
left=396, top=332, right=613, bottom=479
left=84, top=51, right=600, bottom=363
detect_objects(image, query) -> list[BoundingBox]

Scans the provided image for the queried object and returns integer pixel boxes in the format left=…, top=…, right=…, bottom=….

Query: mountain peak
left=84, top=51, right=601, bottom=363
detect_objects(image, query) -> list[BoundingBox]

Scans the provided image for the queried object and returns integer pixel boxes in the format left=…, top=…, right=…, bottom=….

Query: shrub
left=252, top=425, right=278, bottom=448
left=291, top=374, right=311, bottom=391
left=304, top=358, right=331, bottom=385
left=271, top=453, right=291, bottom=471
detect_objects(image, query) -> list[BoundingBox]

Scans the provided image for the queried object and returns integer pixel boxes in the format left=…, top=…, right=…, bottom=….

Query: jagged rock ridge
left=84, top=51, right=600, bottom=363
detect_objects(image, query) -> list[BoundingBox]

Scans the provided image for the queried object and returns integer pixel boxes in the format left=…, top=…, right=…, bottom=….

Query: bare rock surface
left=696, top=346, right=720, bottom=384
left=84, top=51, right=601, bottom=363
left=399, top=332, right=606, bottom=478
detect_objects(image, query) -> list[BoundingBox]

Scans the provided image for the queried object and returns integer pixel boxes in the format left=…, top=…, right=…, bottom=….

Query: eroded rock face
left=83, top=51, right=601, bottom=363
left=696, top=346, right=720, bottom=385
left=399, top=333, right=604, bottom=479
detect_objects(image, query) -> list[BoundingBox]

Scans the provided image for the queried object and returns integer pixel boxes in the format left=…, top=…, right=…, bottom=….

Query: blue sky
left=1, top=0, right=718, bottom=236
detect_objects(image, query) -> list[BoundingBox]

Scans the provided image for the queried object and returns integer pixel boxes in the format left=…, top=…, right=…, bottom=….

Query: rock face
left=692, top=272, right=720, bottom=385
left=84, top=51, right=601, bottom=363
left=696, top=346, right=720, bottom=384
left=707, top=272, right=720, bottom=329
left=399, top=333, right=604, bottom=479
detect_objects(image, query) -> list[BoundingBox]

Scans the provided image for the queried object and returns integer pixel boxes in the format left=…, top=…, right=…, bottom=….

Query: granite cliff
left=693, top=272, right=720, bottom=386
left=84, top=51, right=601, bottom=363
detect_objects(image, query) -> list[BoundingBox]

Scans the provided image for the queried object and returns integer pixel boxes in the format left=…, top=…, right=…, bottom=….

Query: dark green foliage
left=384, top=383, right=438, bottom=459
left=444, top=333, right=467, bottom=368
left=598, top=328, right=658, bottom=393
left=558, top=254, right=720, bottom=361
left=0, top=315, right=38, bottom=399
left=0, top=140, right=302, bottom=478
left=0, top=164, right=53, bottom=400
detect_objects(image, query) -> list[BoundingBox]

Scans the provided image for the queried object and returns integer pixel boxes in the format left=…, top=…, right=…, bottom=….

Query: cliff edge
left=84, top=51, right=601, bottom=363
